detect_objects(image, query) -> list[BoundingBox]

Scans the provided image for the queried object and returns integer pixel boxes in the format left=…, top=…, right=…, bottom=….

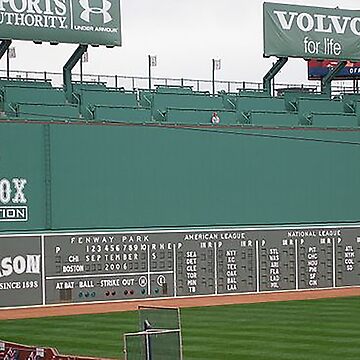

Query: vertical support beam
left=148, top=55, right=151, bottom=90
left=0, top=40, right=12, bottom=60
left=63, top=44, right=88, bottom=103
left=0, top=40, right=12, bottom=79
left=263, top=57, right=288, bottom=95
left=321, top=60, right=347, bottom=96
left=6, top=48, right=9, bottom=79
left=43, top=124, right=52, bottom=230
left=80, top=56, right=83, bottom=83
left=212, top=59, right=215, bottom=95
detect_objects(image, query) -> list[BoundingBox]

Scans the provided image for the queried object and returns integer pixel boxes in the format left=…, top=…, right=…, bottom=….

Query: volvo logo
left=79, top=0, right=112, bottom=24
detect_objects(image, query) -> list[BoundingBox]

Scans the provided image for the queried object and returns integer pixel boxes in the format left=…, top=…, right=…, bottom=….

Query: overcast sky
left=4, top=0, right=360, bottom=85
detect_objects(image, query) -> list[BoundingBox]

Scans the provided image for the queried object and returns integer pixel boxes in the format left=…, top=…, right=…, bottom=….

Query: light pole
left=212, top=59, right=221, bottom=95
left=148, top=55, right=157, bottom=89
left=7, top=46, right=16, bottom=79
left=80, top=51, right=88, bottom=83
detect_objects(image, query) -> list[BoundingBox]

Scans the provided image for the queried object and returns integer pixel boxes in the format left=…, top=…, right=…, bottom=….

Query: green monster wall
left=0, top=121, right=359, bottom=232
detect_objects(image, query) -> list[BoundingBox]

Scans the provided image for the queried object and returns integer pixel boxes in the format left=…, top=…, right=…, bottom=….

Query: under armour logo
left=79, top=0, right=112, bottom=24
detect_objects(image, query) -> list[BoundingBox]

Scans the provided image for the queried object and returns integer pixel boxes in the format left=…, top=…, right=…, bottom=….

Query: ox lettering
left=0, top=178, right=27, bottom=204
left=0, top=255, right=40, bottom=278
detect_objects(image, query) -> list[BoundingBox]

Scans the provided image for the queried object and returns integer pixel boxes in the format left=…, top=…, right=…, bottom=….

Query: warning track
left=1, top=287, right=359, bottom=320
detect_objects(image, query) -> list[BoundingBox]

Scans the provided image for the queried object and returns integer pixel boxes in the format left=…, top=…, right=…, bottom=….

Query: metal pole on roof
left=80, top=57, right=83, bottom=83
left=148, top=55, right=157, bottom=90
left=321, top=60, right=347, bottom=96
left=63, top=44, right=88, bottom=103
left=6, top=48, right=9, bottom=79
left=212, top=59, right=221, bottom=95
left=0, top=40, right=12, bottom=79
left=263, top=57, right=288, bottom=95
left=148, top=55, right=151, bottom=90
left=0, top=40, right=11, bottom=60
left=212, top=59, right=215, bottom=95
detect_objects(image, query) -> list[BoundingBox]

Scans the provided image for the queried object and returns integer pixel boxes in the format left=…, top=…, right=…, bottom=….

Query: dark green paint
left=0, top=121, right=359, bottom=232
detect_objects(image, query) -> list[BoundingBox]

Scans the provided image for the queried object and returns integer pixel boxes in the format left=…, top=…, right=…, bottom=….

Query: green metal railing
left=0, top=69, right=358, bottom=96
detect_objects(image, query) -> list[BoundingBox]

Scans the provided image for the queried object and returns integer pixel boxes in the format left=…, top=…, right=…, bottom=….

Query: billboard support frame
left=321, top=60, right=347, bottom=95
left=0, top=40, right=12, bottom=78
left=63, top=44, right=88, bottom=102
left=0, top=40, right=12, bottom=59
left=263, top=57, right=288, bottom=95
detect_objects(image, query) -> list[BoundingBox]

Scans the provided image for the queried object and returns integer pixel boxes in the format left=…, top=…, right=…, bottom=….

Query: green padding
left=342, top=94, right=360, bottom=114
left=152, top=93, right=223, bottom=121
left=308, top=113, right=359, bottom=128
left=77, top=88, right=138, bottom=119
left=0, top=78, right=52, bottom=90
left=138, top=90, right=153, bottom=108
left=49, top=125, right=360, bottom=230
left=3, top=86, right=66, bottom=114
left=283, top=92, right=328, bottom=111
left=250, top=111, right=299, bottom=127
left=166, top=108, right=237, bottom=124
left=155, top=85, right=194, bottom=94
left=92, top=105, right=151, bottom=123
left=236, top=96, right=285, bottom=112
left=14, top=103, right=79, bottom=121
left=222, top=91, right=275, bottom=110
left=298, top=99, right=344, bottom=115
left=72, top=82, right=108, bottom=93
left=0, top=123, right=46, bottom=231
left=237, top=90, right=271, bottom=97
left=221, top=94, right=237, bottom=110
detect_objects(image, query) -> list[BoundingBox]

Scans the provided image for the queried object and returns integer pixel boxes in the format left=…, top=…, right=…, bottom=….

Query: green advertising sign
left=264, top=2, right=360, bottom=61
left=0, top=0, right=121, bottom=46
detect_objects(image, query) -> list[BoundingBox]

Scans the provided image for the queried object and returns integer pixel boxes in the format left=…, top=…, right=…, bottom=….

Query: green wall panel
left=48, top=124, right=360, bottom=230
left=0, top=123, right=46, bottom=231
left=0, top=120, right=358, bottom=232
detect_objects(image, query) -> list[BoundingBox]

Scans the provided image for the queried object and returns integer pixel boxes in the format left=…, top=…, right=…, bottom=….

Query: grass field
left=0, top=297, right=359, bottom=359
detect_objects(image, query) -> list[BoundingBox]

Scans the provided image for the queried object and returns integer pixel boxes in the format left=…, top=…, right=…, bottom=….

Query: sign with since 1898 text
left=0, top=0, right=121, bottom=46
left=264, top=2, right=360, bottom=61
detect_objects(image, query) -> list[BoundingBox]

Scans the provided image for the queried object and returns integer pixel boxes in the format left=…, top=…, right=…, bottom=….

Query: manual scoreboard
left=0, top=225, right=359, bottom=308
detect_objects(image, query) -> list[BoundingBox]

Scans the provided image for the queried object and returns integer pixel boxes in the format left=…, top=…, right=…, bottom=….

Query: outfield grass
left=0, top=297, right=359, bottom=359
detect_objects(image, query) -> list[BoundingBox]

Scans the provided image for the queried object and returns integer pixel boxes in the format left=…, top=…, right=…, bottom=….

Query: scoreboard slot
left=1, top=226, right=360, bottom=308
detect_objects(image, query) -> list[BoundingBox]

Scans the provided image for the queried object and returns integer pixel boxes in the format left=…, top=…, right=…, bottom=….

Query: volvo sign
left=264, top=3, right=360, bottom=61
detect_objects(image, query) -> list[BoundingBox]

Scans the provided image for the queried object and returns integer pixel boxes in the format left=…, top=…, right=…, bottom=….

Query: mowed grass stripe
left=0, top=312, right=138, bottom=358
left=182, top=297, right=360, bottom=360
left=0, top=297, right=359, bottom=359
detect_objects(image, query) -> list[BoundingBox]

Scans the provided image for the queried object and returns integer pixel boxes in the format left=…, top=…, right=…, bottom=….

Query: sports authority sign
left=264, top=3, right=360, bottom=61
left=0, top=0, right=121, bottom=46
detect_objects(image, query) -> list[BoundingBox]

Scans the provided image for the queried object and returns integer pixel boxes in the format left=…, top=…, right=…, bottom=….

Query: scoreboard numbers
left=0, top=226, right=359, bottom=308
